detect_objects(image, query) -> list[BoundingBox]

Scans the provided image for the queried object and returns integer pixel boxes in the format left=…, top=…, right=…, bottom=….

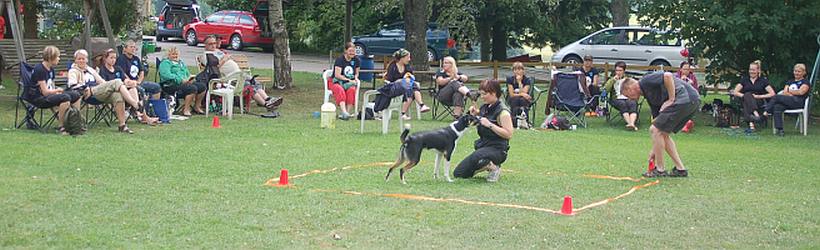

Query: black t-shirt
left=435, top=70, right=464, bottom=89
left=116, top=54, right=143, bottom=81
left=99, top=66, right=126, bottom=81
left=785, top=78, right=811, bottom=98
left=575, top=67, right=599, bottom=85
left=505, top=75, right=532, bottom=93
left=384, top=62, right=414, bottom=82
left=333, top=56, right=360, bottom=83
left=639, top=72, right=700, bottom=108
left=25, top=63, right=55, bottom=100
left=738, top=76, right=770, bottom=95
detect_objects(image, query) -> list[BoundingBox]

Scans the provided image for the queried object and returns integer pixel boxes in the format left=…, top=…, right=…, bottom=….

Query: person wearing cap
left=384, top=48, right=431, bottom=120
left=621, top=72, right=700, bottom=178
left=574, top=55, right=602, bottom=116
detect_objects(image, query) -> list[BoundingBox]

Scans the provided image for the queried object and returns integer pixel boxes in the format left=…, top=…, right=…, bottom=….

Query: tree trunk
left=269, top=0, right=293, bottom=89
left=20, top=0, right=37, bottom=39
left=491, top=19, right=507, bottom=61
left=127, top=0, right=146, bottom=56
left=610, top=0, right=629, bottom=27
left=404, top=0, right=428, bottom=71
left=477, top=19, right=491, bottom=62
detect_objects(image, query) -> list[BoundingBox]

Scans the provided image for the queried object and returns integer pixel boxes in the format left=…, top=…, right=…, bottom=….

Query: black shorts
left=652, top=100, right=700, bottom=133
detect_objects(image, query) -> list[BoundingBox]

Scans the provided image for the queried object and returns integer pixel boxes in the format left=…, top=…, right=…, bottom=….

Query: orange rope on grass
left=264, top=162, right=393, bottom=187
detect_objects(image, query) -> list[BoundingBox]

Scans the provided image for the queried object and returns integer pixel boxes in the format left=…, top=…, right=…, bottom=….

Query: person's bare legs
left=182, top=94, right=194, bottom=116
left=57, top=101, right=70, bottom=127
left=114, top=101, right=127, bottom=126
left=339, top=101, right=348, bottom=114
left=194, top=92, right=206, bottom=113
left=453, top=106, right=463, bottom=117
left=663, top=135, right=686, bottom=170
left=624, top=113, right=637, bottom=128
left=650, top=125, right=667, bottom=172
left=253, top=93, right=266, bottom=106
left=257, top=89, right=270, bottom=100
left=118, top=86, right=140, bottom=108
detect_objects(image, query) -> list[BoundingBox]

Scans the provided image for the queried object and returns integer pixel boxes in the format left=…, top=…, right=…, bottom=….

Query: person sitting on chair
left=117, top=40, right=162, bottom=110
left=604, top=61, right=639, bottom=131
left=435, top=56, right=479, bottom=118
left=731, top=60, right=775, bottom=132
left=765, top=63, right=811, bottom=136
left=96, top=48, right=160, bottom=125
left=675, top=61, right=699, bottom=90
left=68, top=49, right=145, bottom=133
left=384, top=48, right=431, bottom=120
left=330, top=42, right=361, bottom=120
left=575, top=55, right=602, bottom=116
left=24, top=46, right=81, bottom=135
left=453, top=80, right=514, bottom=182
left=506, top=62, right=532, bottom=128
left=160, top=46, right=205, bottom=117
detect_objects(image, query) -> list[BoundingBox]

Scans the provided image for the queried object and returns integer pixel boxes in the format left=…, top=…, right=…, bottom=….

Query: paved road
left=147, top=38, right=330, bottom=73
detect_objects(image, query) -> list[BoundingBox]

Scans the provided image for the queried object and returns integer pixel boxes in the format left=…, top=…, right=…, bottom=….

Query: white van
left=551, top=26, right=689, bottom=67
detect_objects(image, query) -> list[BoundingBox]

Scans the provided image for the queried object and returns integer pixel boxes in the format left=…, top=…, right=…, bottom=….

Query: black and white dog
left=385, top=115, right=478, bottom=184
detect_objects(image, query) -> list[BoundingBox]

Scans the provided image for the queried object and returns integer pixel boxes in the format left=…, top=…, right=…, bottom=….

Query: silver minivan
left=551, top=26, right=688, bottom=67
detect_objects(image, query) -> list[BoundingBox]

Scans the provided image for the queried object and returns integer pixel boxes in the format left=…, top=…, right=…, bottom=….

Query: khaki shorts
left=91, top=79, right=125, bottom=104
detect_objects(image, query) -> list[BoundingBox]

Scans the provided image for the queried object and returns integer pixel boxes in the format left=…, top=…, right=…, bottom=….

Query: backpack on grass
left=63, top=106, right=86, bottom=135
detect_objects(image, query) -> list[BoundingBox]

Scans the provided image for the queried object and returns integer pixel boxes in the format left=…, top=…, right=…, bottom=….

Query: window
left=379, top=27, right=405, bottom=37
left=633, top=31, right=680, bottom=46
left=221, top=14, right=238, bottom=24
left=205, top=13, right=223, bottom=23
left=239, top=15, right=255, bottom=25
left=588, top=29, right=629, bottom=45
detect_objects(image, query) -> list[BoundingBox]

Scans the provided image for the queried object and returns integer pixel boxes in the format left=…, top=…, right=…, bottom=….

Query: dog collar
left=449, top=123, right=464, bottom=137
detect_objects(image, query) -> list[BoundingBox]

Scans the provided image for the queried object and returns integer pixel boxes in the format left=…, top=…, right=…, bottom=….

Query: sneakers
left=467, top=90, right=480, bottom=102
left=339, top=111, right=351, bottom=120
left=419, top=104, right=431, bottom=113
left=642, top=168, right=667, bottom=178
left=265, top=96, right=284, bottom=110
left=668, top=167, right=688, bottom=177
left=484, top=162, right=501, bottom=182
left=400, top=114, right=412, bottom=120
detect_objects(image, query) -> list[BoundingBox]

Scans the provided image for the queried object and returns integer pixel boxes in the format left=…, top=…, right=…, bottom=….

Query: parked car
left=551, top=26, right=689, bottom=67
left=183, top=9, right=273, bottom=51
left=353, top=22, right=457, bottom=62
left=156, top=0, right=202, bottom=41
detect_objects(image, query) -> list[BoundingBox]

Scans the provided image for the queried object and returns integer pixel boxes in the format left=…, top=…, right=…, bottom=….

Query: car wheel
left=427, top=48, right=437, bottom=62
left=562, top=55, right=582, bottom=65
left=230, top=34, right=244, bottom=51
left=650, top=60, right=671, bottom=67
left=186, top=30, right=198, bottom=46
left=354, top=43, right=366, bottom=56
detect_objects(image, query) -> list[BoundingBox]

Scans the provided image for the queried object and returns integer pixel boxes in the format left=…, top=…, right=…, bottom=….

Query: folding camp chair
left=548, top=72, right=594, bottom=128
left=604, top=95, right=644, bottom=127
left=14, top=62, right=58, bottom=132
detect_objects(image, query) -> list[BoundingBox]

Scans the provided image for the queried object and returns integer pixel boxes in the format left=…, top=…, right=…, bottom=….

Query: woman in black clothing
left=453, top=80, right=514, bottom=182
left=506, top=62, right=532, bottom=128
left=731, top=60, right=775, bottom=132
left=766, top=63, right=811, bottom=136
left=384, top=49, right=431, bottom=120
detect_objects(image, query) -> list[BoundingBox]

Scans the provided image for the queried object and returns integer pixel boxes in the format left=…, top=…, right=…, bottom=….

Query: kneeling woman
left=453, top=80, right=514, bottom=182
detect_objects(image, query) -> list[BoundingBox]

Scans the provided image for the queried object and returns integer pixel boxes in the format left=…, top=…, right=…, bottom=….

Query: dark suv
left=353, top=23, right=457, bottom=62
left=156, top=0, right=202, bottom=41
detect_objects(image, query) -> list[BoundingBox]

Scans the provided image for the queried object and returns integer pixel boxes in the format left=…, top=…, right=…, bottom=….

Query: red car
left=183, top=10, right=272, bottom=51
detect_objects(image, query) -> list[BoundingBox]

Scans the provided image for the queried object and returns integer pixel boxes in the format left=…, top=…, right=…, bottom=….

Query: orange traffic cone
left=274, top=169, right=290, bottom=186
left=648, top=159, right=656, bottom=172
left=212, top=116, right=221, bottom=128
left=560, top=195, right=574, bottom=215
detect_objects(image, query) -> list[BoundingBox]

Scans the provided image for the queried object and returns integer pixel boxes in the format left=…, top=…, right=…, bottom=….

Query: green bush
left=143, top=20, right=157, bottom=36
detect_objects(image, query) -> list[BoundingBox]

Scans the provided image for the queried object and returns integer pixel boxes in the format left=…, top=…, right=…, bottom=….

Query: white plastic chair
left=360, top=90, right=404, bottom=134
left=773, top=94, right=811, bottom=136
left=205, top=71, right=248, bottom=119
left=322, top=69, right=360, bottom=115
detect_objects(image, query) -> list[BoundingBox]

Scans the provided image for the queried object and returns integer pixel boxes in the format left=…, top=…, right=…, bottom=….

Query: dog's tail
left=400, top=124, right=411, bottom=144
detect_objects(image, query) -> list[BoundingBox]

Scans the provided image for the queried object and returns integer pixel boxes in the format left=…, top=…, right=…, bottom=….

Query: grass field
left=0, top=70, right=818, bottom=248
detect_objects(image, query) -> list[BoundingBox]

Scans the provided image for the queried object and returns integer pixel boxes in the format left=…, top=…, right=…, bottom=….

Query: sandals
left=118, top=125, right=134, bottom=134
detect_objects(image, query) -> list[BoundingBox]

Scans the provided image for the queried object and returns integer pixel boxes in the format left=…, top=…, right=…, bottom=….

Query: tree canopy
left=637, top=0, right=820, bottom=87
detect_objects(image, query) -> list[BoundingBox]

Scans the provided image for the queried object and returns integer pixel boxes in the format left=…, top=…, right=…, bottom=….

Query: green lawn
left=0, top=70, right=818, bottom=248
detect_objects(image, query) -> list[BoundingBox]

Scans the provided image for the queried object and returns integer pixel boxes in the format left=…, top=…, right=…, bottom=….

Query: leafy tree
left=636, top=0, right=820, bottom=89
left=206, top=0, right=255, bottom=12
